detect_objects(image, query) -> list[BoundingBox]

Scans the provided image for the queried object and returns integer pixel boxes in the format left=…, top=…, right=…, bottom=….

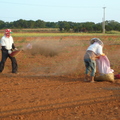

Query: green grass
left=0, top=28, right=120, bottom=37
left=2, top=33, right=95, bottom=37
left=1, top=32, right=120, bottom=37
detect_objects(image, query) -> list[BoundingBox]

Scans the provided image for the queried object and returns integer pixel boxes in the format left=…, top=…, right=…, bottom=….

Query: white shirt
left=0, top=36, right=14, bottom=50
left=87, top=42, right=103, bottom=55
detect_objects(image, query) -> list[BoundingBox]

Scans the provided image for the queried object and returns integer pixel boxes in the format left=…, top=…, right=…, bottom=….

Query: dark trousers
left=0, top=50, right=18, bottom=73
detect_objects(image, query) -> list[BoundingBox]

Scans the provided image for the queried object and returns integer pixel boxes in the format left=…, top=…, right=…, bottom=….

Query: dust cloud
left=22, top=39, right=86, bottom=76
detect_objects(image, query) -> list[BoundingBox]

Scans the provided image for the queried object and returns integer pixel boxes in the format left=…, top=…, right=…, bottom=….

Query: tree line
left=0, top=19, right=120, bottom=33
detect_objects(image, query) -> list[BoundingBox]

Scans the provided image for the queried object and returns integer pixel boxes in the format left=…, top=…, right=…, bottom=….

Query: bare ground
left=0, top=35, right=120, bottom=120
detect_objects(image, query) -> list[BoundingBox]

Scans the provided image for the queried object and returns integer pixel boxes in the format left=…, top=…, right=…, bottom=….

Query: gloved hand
left=8, top=50, right=12, bottom=54
left=101, top=53, right=105, bottom=56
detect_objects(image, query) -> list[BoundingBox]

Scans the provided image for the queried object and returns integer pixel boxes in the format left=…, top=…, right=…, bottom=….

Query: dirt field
left=0, top=35, right=120, bottom=120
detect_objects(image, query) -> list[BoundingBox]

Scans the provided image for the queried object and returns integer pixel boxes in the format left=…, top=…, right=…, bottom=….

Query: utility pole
left=102, top=7, right=106, bottom=34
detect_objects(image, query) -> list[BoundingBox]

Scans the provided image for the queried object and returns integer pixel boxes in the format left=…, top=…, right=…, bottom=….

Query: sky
left=0, top=0, right=120, bottom=23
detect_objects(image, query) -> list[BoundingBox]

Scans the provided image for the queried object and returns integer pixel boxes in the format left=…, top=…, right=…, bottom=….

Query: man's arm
left=12, top=43, right=15, bottom=49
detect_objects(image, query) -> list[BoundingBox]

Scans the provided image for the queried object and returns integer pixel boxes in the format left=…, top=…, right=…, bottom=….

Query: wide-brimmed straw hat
left=90, top=38, right=104, bottom=46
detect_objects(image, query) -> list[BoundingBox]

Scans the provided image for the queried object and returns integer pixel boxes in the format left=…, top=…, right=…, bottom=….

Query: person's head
left=90, top=38, right=104, bottom=46
left=5, top=29, right=12, bottom=38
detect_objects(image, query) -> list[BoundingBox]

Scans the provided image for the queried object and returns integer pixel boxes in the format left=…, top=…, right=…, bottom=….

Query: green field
left=0, top=28, right=120, bottom=37
left=0, top=32, right=120, bottom=37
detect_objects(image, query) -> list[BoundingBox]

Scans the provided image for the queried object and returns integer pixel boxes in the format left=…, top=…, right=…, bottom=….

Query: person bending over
left=84, top=38, right=105, bottom=82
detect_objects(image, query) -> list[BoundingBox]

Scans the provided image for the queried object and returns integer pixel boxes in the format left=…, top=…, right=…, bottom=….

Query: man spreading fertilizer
left=0, top=29, right=18, bottom=73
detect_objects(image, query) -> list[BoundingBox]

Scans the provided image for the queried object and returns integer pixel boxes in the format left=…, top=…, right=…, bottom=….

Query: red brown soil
left=0, top=35, right=120, bottom=120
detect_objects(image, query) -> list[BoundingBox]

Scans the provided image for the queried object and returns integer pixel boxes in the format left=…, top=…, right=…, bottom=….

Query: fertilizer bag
left=95, top=55, right=114, bottom=82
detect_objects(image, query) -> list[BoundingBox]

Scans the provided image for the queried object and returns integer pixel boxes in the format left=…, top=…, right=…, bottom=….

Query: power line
left=0, top=1, right=101, bottom=8
left=1, top=1, right=120, bottom=11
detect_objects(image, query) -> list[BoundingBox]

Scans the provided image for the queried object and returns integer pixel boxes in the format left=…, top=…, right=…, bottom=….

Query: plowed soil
left=0, top=35, right=120, bottom=120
